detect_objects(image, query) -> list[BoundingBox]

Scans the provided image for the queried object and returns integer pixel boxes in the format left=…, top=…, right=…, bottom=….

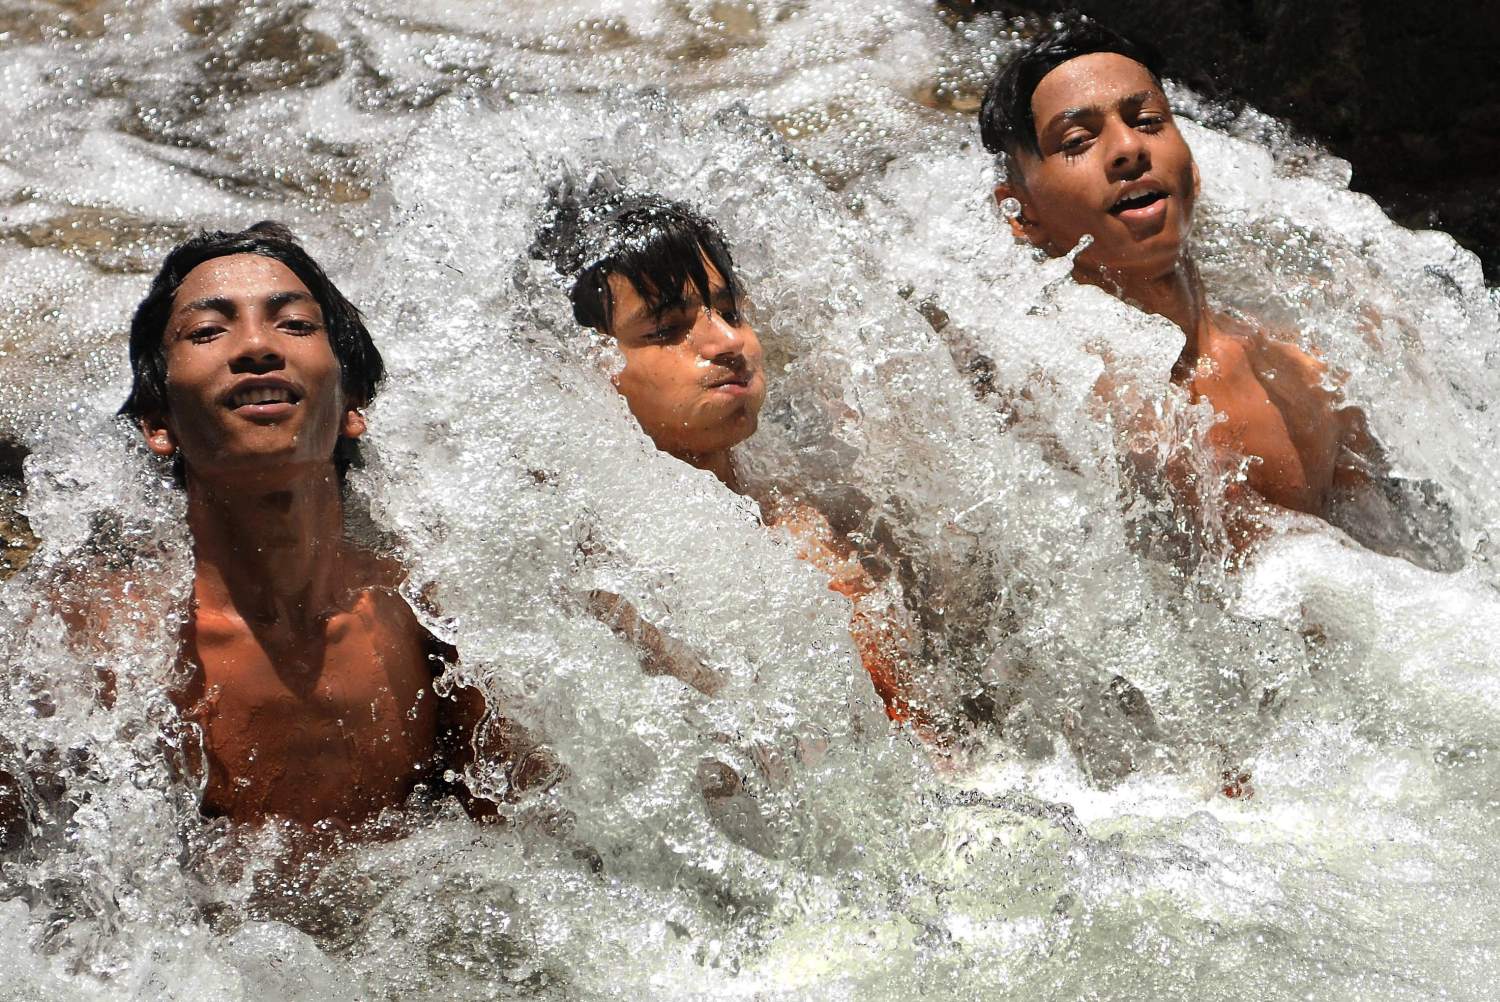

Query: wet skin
left=999, top=51, right=1198, bottom=283
left=603, top=263, right=766, bottom=484
left=997, top=53, right=1367, bottom=522
left=140, top=254, right=489, bottom=828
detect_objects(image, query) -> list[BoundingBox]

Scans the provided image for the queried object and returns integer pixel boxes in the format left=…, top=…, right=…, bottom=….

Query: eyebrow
left=175, top=294, right=236, bottom=317
left=1043, top=90, right=1160, bottom=132
left=267, top=290, right=319, bottom=312
left=173, top=289, right=319, bottom=318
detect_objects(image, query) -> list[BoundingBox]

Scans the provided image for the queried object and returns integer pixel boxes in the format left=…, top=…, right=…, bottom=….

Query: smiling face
left=999, top=52, right=1198, bottom=283
left=139, top=253, right=365, bottom=486
left=601, top=258, right=766, bottom=463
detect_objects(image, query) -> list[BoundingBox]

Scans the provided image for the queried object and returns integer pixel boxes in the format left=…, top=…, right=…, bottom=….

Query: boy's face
left=602, top=260, right=765, bottom=461
left=140, top=253, right=364, bottom=483
left=999, top=52, right=1198, bottom=281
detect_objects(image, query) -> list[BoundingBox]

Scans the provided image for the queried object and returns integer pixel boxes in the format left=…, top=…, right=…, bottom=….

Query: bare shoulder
left=1219, top=312, right=1327, bottom=374
left=760, top=493, right=878, bottom=600
left=45, top=562, right=169, bottom=648
left=334, top=547, right=417, bottom=633
left=339, top=546, right=456, bottom=669
left=762, top=495, right=845, bottom=563
left=342, top=546, right=411, bottom=594
left=765, top=496, right=835, bottom=540
left=340, top=546, right=413, bottom=614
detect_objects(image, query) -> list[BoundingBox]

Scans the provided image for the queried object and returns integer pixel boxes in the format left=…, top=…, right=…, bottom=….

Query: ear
left=140, top=415, right=177, bottom=458
left=341, top=406, right=367, bottom=441
left=993, top=182, right=1041, bottom=244
left=1191, top=158, right=1201, bottom=201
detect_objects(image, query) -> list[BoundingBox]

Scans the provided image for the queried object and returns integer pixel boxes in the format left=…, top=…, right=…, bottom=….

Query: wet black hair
left=531, top=180, right=742, bottom=334
left=120, top=220, right=384, bottom=477
left=979, top=14, right=1165, bottom=174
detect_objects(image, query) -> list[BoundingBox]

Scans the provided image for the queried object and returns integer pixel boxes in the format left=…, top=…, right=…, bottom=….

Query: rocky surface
left=943, top=0, right=1500, bottom=282
left=0, top=441, right=35, bottom=581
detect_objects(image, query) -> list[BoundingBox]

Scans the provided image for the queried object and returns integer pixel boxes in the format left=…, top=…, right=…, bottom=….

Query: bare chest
left=176, top=610, right=442, bottom=824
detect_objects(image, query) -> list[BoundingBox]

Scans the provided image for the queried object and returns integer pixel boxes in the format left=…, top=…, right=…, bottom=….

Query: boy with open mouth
left=115, top=222, right=547, bottom=832
left=980, top=17, right=1385, bottom=548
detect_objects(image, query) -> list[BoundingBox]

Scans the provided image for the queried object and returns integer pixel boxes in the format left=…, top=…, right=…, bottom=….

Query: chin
left=676, top=422, right=757, bottom=457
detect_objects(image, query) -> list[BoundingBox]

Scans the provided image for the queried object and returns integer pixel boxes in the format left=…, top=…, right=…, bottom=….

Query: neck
left=678, top=449, right=741, bottom=494
left=1075, top=255, right=1208, bottom=382
left=185, top=465, right=348, bottom=630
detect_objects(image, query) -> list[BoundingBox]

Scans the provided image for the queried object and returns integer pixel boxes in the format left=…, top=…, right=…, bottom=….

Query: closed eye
left=643, top=322, right=691, bottom=343
left=1059, top=132, right=1094, bottom=155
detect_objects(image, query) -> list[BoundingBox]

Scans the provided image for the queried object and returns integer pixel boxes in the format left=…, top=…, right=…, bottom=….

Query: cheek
left=162, top=364, right=219, bottom=429
left=619, top=353, right=692, bottom=402
left=297, top=346, right=349, bottom=411
left=613, top=367, right=674, bottom=434
left=1177, top=164, right=1198, bottom=223
left=1029, top=176, right=1095, bottom=239
left=300, top=342, right=344, bottom=387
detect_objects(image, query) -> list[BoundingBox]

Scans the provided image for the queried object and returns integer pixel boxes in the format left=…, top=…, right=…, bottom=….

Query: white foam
left=1, top=2, right=1498, bottom=999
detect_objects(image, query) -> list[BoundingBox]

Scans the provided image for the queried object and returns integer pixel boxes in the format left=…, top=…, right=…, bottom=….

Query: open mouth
left=225, top=383, right=302, bottom=410
left=1110, top=189, right=1167, bottom=214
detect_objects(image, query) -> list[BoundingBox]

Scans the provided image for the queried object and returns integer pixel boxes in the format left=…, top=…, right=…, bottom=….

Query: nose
left=1105, top=120, right=1149, bottom=177
left=228, top=320, right=286, bottom=374
left=693, top=308, right=750, bottom=368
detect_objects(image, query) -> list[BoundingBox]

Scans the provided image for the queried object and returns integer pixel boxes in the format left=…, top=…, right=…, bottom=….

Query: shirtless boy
left=979, top=19, right=1377, bottom=540
left=534, top=190, right=932, bottom=735
left=116, top=221, right=523, bottom=830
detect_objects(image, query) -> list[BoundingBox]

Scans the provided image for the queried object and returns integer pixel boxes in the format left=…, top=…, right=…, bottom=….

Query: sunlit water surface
left=1, top=2, right=1498, bottom=999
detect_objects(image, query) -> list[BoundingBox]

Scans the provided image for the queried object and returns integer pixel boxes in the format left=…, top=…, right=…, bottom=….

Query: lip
left=704, top=371, right=757, bottom=395
left=1109, top=178, right=1170, bottom=222
left=222, top=376, right=304, bottom=419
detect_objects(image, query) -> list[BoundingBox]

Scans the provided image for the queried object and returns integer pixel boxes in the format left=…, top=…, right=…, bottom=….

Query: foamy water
left=1, top=3, right=1498, bottom=999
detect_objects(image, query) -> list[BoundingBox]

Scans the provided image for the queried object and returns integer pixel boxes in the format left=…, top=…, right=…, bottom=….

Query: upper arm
left=586, top=590, right=726, bottom=697
left=438, top=666, right=565, bottom=821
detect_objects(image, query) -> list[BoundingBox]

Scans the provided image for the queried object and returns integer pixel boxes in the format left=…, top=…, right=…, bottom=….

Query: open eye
left=710, top=288, right=746, bottom=326
left=186, top=324, right=225, bottom=343
left=279, top=317, right=323, bottom=335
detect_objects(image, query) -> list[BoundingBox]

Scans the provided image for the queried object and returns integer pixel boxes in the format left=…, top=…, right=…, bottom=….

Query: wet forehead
left=171, top=254, right=315, bottom=315
left=1030, top=51, right=1163, bottom=128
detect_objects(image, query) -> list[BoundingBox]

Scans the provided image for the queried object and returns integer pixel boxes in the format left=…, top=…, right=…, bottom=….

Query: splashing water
left=2, top=2, right=1499, bottom=999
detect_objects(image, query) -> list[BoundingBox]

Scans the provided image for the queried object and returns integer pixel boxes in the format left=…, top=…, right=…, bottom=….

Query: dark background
left=943, top=0, right=1500, bottom=283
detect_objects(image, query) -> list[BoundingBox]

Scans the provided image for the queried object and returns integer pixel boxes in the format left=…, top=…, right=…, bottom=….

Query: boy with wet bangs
left=979, top=18, right=1382, bottom=546
left=534, top=186, right=935, bottom=738
left=110, top=221, right=543, bottom=831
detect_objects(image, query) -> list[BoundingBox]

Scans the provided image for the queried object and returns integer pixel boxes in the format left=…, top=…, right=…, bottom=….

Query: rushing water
left=2, top=2, right=1499, bottom=999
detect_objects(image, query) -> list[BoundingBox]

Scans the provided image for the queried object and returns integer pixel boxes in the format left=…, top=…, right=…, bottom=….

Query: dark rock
left=0, top=441, right=37, bottom=581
